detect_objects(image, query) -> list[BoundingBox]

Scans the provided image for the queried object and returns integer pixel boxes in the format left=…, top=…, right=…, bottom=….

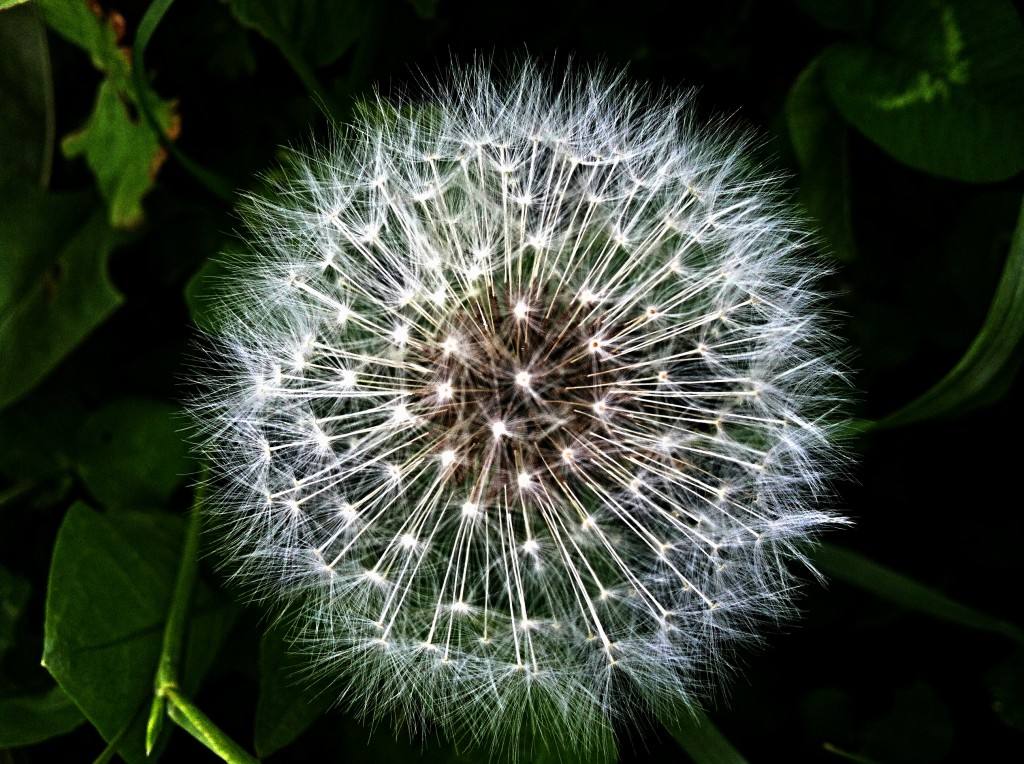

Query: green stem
left=145, top=476, right=259, bottom=761
left=156, top=490, right=203, bottom=690
left=165, top=686, right=260, bottom=764
left=133, top=0, right=236, bottom=201
left=145, top=485, right=202, bottom=755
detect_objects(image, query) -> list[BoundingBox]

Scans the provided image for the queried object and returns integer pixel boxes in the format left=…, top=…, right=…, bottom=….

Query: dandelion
left=191, top=59, right=847, bottom=758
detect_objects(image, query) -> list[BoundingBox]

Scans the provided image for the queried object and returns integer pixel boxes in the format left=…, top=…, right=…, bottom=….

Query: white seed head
left=190, top=59, right=848, bottom=758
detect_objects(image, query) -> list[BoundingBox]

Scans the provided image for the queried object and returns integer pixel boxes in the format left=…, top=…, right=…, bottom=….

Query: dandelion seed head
left=191, top=58, right=849, bottom=759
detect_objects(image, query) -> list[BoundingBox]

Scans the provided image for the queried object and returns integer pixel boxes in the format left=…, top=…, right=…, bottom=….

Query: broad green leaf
left=862, top=684, right=952, bottom=764
left=43, top=503, right=230, bottom=763
left=663, top=707, right=749, bottom=764
left=75, top=397, right=189, bottom=511
left=814, top=543, right=1024, bottom=645
left=786, top=56, right=857, bottom=262
left=881, top=194, right=1024, bottom=426
left=254, top=625, right=333, bottom=757
left=988, top=650, right=1024, bottom=731
left=0, top=200, right=122, bottom=411
left=226, top=0, right=370, bottom=68
left=0, top=685, right=86, bottom=747
left=0, top=0, right=31, bottom=10
left=0, top=2, right=54, bottom=186
left=821, top=0, right=1024, bottom=182
left=0, top=180, right=92, bottom=321
left=793, top=0, right=872, bottom=32
left=37, top=0, right=178, bottom=227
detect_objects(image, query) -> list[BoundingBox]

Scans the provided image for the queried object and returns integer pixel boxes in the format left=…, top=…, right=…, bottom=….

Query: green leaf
left=0, top=2, right=54, bottom=186
left=862, top=684, right=952, bottom=764
left=820, top=0, right=1024, bottom=182
left=988, top=650, right=1024, bottom=731
left=61, top=76, right=176, bottom=229
left=662, top=707, right=749, bottom=764
left=0, top=564, right=30, bottom=657
left=37, top=0, right=178, bottom=227
left=254, top=625, right=334, bottom=757
left=0, top=685, right=86, bottom=747
left=43, top=503, right=229, bottom=763
left=75, top=397, right=190, bottom=511
left=226, top=0, right=369, bottom=68
left=0, top=0, right=32, bottom=11
left=786, top=56, right=857, bottom=262
left=0, top=195, right=122, bottom=411
left=793, top=0, right=872, bottom=32
left=881, top=193, right=1024, bottom=426
left=814, top=543, right=1024, bottom=645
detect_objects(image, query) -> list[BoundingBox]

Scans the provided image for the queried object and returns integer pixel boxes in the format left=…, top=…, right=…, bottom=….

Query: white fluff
left=190, top=59, right=848, bottom=758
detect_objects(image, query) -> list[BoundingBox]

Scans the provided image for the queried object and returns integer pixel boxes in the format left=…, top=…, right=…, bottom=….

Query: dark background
left=2, top=1, right=1023, bottom=762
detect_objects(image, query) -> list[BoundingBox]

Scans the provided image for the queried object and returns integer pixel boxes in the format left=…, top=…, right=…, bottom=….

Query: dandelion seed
left=190, top=58, right=848, bottom=759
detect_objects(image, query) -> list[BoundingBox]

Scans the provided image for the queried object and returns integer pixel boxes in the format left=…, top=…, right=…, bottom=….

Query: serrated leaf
left=0, top=2, right=54, bottom=186
left=61, top=77, right=175, bottom=228
left=254, top=625, right=333, bottom=757
left=814, top=543, right=1024, bottom=645
left=881, top=194, right=1024, bottom=426
left=0, top=191, right=122, bottom=411
left=75, top=397, right=189, bottom=511
left=226, top=0, right=369, bottom=68
left=0, top=684, right=86, bottom=747
left=786, top=56, right=857, bottom=262
left=37, top=0, right=178, bottom=227
left=821, top=0, right=1024, bottom=182
left=43, top=503, right=231, bottom=763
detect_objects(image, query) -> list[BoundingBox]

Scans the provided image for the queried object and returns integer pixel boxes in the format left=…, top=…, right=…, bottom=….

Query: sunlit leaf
left=881, top=194, right=1024, bottom=426
left=821, top=0, right=1024, bottom=182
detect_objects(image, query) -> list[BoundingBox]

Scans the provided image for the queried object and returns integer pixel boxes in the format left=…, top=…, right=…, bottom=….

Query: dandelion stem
left=145, top=472, right=259, bottom=762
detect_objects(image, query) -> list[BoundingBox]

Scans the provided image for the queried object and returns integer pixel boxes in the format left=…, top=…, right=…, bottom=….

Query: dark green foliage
left=1, top=0, right=1022, bottom=762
